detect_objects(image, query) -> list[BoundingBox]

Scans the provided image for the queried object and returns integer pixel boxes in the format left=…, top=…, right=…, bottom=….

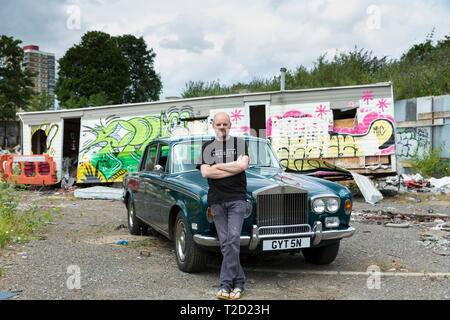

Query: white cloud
left=1, top=0, right=449, bottom=99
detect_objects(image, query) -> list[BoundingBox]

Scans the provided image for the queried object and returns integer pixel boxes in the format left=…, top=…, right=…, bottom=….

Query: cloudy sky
left=1, top=0, right=449, bottom=99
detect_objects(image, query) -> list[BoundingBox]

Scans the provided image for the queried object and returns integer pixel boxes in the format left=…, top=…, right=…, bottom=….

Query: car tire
left=302, top=241, right=340, bottom=265
left=127, top=197, right=148, bottom=235
left=174, top=211, right=207, bottom=273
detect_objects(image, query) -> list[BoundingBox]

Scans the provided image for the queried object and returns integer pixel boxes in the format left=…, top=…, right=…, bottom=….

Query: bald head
left=212, top=112, right=231, bottom=140
left=213, top=112, right=231, bottom=125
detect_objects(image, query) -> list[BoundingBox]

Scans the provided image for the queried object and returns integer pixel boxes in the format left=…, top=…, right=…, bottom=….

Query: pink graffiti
left=332, top=112, right=395, bottom=135
left=315, top=104, right=329, bottom=119
left=266, top=110, right=312, bottom=136
left=230, top=109, right=244, bottom=125
left=376, top=98, right=391, bottom=113
left=348, top=101, right=359, bottom=108
left=233, top=126, right=250, bottom=133
left=362, top=90, right=374, bottom=105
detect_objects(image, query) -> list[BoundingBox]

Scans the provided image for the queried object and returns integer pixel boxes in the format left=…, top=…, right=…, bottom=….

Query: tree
left=0, top=35, right=34, bottom=120
left=115, top=34, right=162, bottom=103
left=64, top=91, right=113, bottom=109
left=55, top=31, right=130, bottom=108
left=28, top=91, right=55, bottom=112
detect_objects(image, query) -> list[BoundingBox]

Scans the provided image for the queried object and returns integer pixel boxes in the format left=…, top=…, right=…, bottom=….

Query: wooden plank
left=396, top=118, right=443, bottom=128
left=365, top=155, right=390, bottom=165
left=400, top=161, right=412, bottom=168
left=333, top=118, right=356, bottom=128
left=417, top=111, right=450, bottom=120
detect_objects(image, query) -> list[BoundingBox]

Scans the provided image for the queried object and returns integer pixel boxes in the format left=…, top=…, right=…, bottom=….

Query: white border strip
left=244, top=268, right=450, bottom=277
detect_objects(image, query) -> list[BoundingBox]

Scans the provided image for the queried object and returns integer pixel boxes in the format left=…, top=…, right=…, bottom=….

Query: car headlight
left=244, top=200, right=253, bottom=218
left=312, top=198, right=325, bottom=214
left=326, top=198, right=339, bottom=213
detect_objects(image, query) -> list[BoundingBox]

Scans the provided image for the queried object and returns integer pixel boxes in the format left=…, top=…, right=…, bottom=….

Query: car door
left=139, top=143, right=159, bottom=225
left=151, top=143, right=171, bottom=232
left=133, top=144, right=151, bottom=220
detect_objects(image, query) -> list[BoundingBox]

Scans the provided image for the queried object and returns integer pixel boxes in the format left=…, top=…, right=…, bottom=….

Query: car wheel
left=174, top=211, right=207, bottom=273
left=127, top=197, right=148, bottom=235
left=302, top=241, right=340, bottom=265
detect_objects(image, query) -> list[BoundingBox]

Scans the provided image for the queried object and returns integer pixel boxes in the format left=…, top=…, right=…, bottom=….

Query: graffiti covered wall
left=267, top=91, right=395, bottom=171
left=208, top=108, right=250, bottom=136
left=29, top=122, right=62, bottom=180
left=77, top=106, right=207, bottom=183
left=396, top=127, right=430, bottom=159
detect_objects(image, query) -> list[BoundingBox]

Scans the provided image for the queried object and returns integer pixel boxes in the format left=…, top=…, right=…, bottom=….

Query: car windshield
left=171, top=138, right=281, bottom=174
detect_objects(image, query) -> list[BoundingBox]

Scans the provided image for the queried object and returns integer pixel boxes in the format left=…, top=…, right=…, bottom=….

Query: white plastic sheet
left=351, top=172, right=383, bottom=205
left=74, top=186, right=123, bottom=200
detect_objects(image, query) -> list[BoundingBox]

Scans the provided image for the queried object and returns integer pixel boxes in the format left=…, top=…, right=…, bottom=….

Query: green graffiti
left=78, top=106, right=194, bottom=182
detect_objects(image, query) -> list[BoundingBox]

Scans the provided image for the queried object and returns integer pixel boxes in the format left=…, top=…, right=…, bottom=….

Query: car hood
left=168, top=167, right=347, bottom=199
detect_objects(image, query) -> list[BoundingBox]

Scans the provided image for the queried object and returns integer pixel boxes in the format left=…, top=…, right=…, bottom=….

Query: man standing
left=198, top=112, right=249, bottom=300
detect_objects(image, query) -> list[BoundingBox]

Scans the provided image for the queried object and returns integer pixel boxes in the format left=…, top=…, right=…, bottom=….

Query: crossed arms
left=200, top=155, right=249, bottom=179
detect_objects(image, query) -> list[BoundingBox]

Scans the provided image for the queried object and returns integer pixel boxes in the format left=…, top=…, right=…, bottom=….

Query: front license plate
left=263, top=237, right=311, bottom=251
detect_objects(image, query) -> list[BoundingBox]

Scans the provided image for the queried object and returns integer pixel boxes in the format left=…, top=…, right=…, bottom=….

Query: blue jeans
left=211, top=200, right=246, bottom=291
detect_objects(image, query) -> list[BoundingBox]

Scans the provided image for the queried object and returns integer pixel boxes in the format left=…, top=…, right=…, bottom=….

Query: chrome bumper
left=193, top=222, right=355, bottom=249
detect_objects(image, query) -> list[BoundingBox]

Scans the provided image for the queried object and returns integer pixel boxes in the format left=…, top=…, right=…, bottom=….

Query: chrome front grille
left=256, top=191, right=309, bottom=236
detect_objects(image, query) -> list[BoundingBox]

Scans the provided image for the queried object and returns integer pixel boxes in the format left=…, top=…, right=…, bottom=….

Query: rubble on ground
left=376, top=174, right=450, bottom=195
left=351, top=209, right=450, bottom=256
left=0, top=145, right=21, bottom=155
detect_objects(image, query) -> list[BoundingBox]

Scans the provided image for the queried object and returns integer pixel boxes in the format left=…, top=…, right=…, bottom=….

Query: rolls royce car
left=123, top=136, right=355, bottom=273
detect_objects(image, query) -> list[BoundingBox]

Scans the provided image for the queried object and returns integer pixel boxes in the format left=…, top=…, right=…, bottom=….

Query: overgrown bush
left=409, top=144, right=449, bottom=178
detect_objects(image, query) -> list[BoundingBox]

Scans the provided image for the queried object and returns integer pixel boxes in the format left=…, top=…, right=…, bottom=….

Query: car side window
left=156, top=144, right=169, bottom=172
left=144, top=144, right=158, bottom=172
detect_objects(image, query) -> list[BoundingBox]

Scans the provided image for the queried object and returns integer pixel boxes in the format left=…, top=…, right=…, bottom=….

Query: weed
left=0, top=182, right=56, bottom=248
left=409, top=144, right=450, bottom=178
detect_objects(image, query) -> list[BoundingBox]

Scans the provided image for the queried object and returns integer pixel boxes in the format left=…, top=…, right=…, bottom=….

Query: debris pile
left=377, top=174, right=450, bottom=195
left=0, top=145, right=21, bottom=155
left=418, top=222, right=450, bottom=256
left=351, top=209, right=450, bottom=225
left=352, top=209, right=450, bottom=256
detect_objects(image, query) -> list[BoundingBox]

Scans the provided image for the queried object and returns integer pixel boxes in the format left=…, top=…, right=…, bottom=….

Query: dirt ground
left=0, top=188, right=449, bottom=301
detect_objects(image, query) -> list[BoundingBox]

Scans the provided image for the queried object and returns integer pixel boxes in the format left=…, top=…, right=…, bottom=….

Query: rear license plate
left=263, top=237, right=310, bottom=251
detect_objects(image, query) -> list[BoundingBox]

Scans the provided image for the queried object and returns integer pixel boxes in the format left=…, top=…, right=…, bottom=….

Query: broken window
left=332, top=107, right=357, bottom=129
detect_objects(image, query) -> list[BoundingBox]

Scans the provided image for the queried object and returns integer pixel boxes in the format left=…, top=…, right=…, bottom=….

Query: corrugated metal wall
left=394, top=94, right=450, bottom=174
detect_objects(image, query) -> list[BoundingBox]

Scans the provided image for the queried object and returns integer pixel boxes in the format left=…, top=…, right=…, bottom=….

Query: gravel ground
left=0, top=190, right=449, bottom=300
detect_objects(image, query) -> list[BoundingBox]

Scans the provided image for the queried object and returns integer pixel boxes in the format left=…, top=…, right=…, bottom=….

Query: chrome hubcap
left=176, top=220, right=187, bottom=262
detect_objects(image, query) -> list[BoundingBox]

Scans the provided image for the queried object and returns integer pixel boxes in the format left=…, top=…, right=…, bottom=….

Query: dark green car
left=123, top=136, right=355, bottom=273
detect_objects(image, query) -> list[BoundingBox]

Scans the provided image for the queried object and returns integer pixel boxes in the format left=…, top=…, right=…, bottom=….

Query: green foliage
left=116, top=34, right=162, bottom=103
left=55, top=31, right=162, bottom=108
left=28, top=91, right=55, bottom=112
left=181, top=32, right=449, bottom=101
left=182, top=78, right=279, bottom=98
left=409, top=144, right=450, bottom=178
left=55, top=31, right=130, bottom=108
left=0, top=35, right=34, bottom=120
left=0, top=182, right=56, bottom=248
left=64, top=91, right=113, bottom=109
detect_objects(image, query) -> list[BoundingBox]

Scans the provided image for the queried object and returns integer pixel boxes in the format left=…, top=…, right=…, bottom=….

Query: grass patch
left=0, top=182, right=60, bottom=248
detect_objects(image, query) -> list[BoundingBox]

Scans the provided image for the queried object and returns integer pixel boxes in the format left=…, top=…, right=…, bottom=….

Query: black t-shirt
left=197, top=137, right=248, bottom=205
